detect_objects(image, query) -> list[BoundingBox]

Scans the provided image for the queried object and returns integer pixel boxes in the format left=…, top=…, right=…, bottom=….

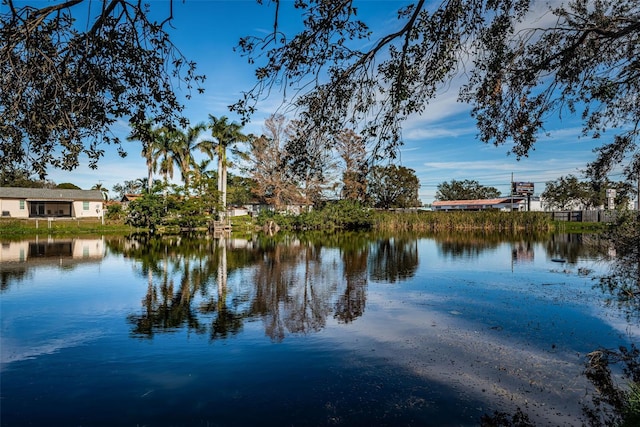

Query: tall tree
left=285, top=119, right=337, bottom=207
left=435, top=179, right=501, bottom=201
left=206, top=116, right=249, bottom=216
left=543, top=175, right=634, bottom=210
left=112, top=180, right=143, bottom=199
left=542, top=175, right=591, bottom=210
left=234, top=1, right=640, bottom=186
left=367, top=165, right=421, bottom=209
left=335, top=129, right=368, bottom=202
left=226, top=175, right=257, bottom=206
left=172, top=123, right=206, bottom=188
left=246, top=114, right=304, bottom=210
left=127, top=120, right=158, bottom=193
left=1, top=0, right=204, bottom=177
left=153, top=127, right=180, bottom=188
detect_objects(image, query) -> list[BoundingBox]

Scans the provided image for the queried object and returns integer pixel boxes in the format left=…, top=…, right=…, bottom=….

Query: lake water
left=1, top=232, right=637, bottom=426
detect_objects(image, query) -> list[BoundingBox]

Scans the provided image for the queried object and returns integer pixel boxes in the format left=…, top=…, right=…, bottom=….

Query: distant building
left=0, top=187, right=104, bottom=219
left=228, top=202, right=313, bottom=217
left=432, top=197, right=532, bottom=211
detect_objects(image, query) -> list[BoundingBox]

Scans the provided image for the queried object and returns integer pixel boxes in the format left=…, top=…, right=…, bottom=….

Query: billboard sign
left=512, top=182, right=534, bottom=195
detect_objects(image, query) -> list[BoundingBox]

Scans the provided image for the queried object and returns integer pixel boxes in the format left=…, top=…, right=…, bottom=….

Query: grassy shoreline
left=1, top=211, right=609, bottom=238
left=0, top=218, right=133, bottom=237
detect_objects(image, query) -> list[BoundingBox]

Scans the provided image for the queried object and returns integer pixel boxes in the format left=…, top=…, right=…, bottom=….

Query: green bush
left=105, top=203, right=124, bottom=220
left=256, top=201, right=373, bottom=231
left=125, top=193, right=166, bottom=232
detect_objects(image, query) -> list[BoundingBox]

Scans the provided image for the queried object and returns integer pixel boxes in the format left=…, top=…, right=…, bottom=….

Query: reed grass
left=372, top=211, right=554, bottom=232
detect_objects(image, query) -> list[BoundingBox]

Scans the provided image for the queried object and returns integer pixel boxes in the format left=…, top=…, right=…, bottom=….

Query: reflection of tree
left=1, top=268, right=28, bottom=291
left=482, top=224, right=639, bottom=425
left=435, top=231, right=502, bottom=259
left=126, top=244, right=212, bottom=338
left=334, top=239, right=368, bottom=323
left=251, top=239, right=336, bottom=341
left=251, top=242, right=293, bottom=341
left=596, top=212, right=640, bottom=316
left=369, top=237, right=418, bottom=283
left=109, top=235, right=221, bottom=337
left=544, top=233, right=605, bottom=264
left=284, top=243, right=334, bottom=334
left=582, top=215, right=640, bottom=426
left=111, top=233, right=371, bottom=341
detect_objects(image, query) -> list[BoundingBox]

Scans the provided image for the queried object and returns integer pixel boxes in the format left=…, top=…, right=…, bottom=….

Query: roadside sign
left=512, top=182, right=534, bottom=195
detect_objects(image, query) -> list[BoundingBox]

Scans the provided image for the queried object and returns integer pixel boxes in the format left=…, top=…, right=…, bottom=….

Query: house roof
left=432, top=197, right=525, bottom=207
left=121, top=194, right=142, bottom=202
left=0, top=187, right=104, bottom=201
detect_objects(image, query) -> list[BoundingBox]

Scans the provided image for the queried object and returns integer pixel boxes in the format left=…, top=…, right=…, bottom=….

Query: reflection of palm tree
left=207, top=115, right=249, bottom=217
left=198, top=237, right=245, bottom=339
left=122, top=235, right=211, bottom=337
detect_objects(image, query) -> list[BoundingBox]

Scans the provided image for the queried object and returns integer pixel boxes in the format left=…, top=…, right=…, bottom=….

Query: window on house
left=19, top=200, right=25, bottom=209
left=83, top=201, right=89, bottom=210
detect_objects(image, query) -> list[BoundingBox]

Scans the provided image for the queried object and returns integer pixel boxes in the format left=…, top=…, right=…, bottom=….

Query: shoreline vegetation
left=0, top=210, right=609, bottom=237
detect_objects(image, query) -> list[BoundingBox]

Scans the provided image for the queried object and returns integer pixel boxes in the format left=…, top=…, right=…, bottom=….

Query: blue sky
left=43, top=0, right=611, bottom=204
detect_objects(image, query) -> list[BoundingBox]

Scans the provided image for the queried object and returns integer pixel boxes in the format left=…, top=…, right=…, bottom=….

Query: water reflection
left=1, top=231, right=632, bottom=426
left=512, top=241, right=535, bottom=263
left=423, top=230, right=604, bottom=265
left=545, top=233, right=606, bottom=264
left=0, top=237, right=105, bottom=262
left=96, top=231, right=612, bottom=342
left=433, top=230, right=502, bottom=259
left=369, top=236, right=418, bottom=282
left=0, top=237, right=105, bottom=290
left=113, top=233, right=375, bottom=341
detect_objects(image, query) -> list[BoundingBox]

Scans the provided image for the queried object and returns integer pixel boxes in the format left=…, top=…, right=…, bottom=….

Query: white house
left=0, top=187, right=104, bottom=219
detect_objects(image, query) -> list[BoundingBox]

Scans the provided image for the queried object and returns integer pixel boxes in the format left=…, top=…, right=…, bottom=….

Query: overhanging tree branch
left=1, top=0, right=204, bottom=177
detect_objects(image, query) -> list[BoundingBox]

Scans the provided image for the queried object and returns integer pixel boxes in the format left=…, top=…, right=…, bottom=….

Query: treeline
left=120, top=193, right=555, bottom=234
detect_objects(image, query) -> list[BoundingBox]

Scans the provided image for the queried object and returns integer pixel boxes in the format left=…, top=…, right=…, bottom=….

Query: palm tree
left=172, top=123, right=206, bottom=189
left=91, top=183, right=109, bottom=200
left=194, top=159, right=214, bottom=180
left=135, top=177, right=149, bottom=193
left=206, top=115, right=249, bottom=216
left=127, top=120, right=157, bottom=193
left=152, top=126, right=178, bottom=189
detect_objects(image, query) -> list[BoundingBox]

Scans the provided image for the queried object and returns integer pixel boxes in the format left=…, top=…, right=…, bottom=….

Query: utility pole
left=511, top=173, right=514, bottom=212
